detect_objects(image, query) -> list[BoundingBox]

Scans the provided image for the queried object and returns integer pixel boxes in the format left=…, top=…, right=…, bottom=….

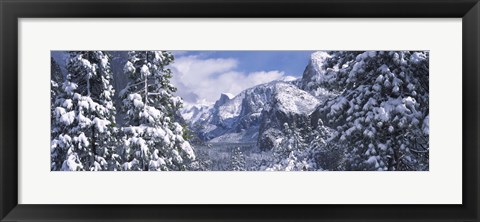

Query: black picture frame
left=1, top=0, right=479, bottom=221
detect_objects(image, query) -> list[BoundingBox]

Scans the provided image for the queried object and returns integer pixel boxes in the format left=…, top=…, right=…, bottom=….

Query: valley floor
left=194, top=142, right=274, bottom=171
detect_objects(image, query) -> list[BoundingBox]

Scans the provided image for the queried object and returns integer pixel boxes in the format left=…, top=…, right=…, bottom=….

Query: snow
left=128, top=93, right=144, bottom=108
left=75, top=132, right=89, bottom=148
left=405, top=84, right=414, bottom=92
left=181, top=142, right=196, bottom=159
left=93, top=156, right=108, bottom=171
left=310, top=51, right=332, bottom=72
left=374, top=107, right=389, bottom=122
left=77, top=112, right=92, bottom=128
left=62, top=99, right=73, bottom=109
left=79, top=56, right=92, bottom=69
left=128, top=137, right=148, bottom=156
left=376, top=75, right=384, bottom=83
left=100, top=56, right=109, bottom=69
left=180, top=103, right=212, bottom=122
left=153, top=51, right=164, bottom=64
left=54, top=107, right=65, bottom=117
left=349, top=60, right=365, bottom=78
left=123, top=159, right=139, bottom=171
left=63, top=82, right=78, bottom=95
left=363, top=129, right=374, bottom=138
left=59, top=134, right=72, bottom=145
left=388, top=126, right=394, bottom=132
left=363, top=98, right=377, bottom=111
left=423, top=115, right=429, bottom=135
left=163, top=135, right=171, bottom=145
left=151, top=126, right=166, bottom=138
left=309, top=51, right=332, bottom=83
left=75, top=96, right=101, bottom=113
left=93, top=118, right=110, bottom=133
left=378, top=64, right=389, bottom=73
left=403, top=96, right=416, bottom=107
left=392, top=77, right=403, bottom=87
left=273, top=82, right=319, bottom=115
left=217, top=93, right=245, bottom=121
left=331, top=97, right=348, bottom=114
left=124, top=61, right=135, bottom=73
left=367, top=51, right=377, bottom=58
left=280, top=76, right=298, bottom=82
left=171, top=96, right=183, bottom=107
left=202, top=124, right=218, bottom=134
left=411, top=52, right=427, bottom=64
left=140, top=106, right=161, bottom=123
left=140, top=65, right=150, bottom=77
left=345, top=126, right=357, bottom=136
left=78, top=100, right=90, bottom=110
left=366, top=156, right=380, bottom=168
left=103, top=90, right=111, bottom=100
left=356, top=51, right=378, bottom=61
left=61, top=153, right=83, bottom=171
left=378, top=143, right=387, bottom=151
left=60, top=111, right=75, bottom=126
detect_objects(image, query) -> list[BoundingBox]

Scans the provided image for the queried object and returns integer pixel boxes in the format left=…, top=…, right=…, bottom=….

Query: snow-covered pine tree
left=51, top=57, right=63, bottom=109
left=51, top=51, right=120, bottom=171
left=50, top=57, right=66, bottom=170
left=316, top=51, right=429, bottom=171
left=119, top=51, right=197, bottom=171
left=308, top=119, right=344, bottom=170
left=230, top=147, right=246, bottom=171
left=267, top=122, right=314, bottom=171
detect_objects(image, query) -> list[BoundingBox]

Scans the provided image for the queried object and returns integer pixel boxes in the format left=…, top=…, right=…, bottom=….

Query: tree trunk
left=91, top=124, right=96, bottom=169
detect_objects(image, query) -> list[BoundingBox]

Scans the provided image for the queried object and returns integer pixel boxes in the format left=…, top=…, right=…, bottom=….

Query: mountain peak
left=272, top=82, right=319, bottom=115
left=310, top=51, right=331, bottom=68
left=214, top=92, right=234, bottom=108
left=221, top=92, right=234, bottom=99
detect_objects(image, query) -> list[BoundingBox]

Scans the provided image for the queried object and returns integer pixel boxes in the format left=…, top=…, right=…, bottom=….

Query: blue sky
left=173, top=51, right=314, bottom=76
left=170, top=51, right=314, bottom=104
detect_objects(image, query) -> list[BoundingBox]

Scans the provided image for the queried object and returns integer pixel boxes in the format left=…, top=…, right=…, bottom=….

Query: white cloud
left=170, top=55, right=286, bottom=104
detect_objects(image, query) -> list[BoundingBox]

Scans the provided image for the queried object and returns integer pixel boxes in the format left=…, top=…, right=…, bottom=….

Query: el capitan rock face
left=257, top=82, right=321, bottom=150
left=180, top=52, right=335, bottom=149
left=182, top=79, right=330, bottom=150
left=182, top=81, right=283, bottom=143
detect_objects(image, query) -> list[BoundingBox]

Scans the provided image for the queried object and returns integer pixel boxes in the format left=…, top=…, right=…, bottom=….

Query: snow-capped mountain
left=182, top=81, right=279, bottom=143
left=179, top=52, right=337, bottom=147
left=180, top=74, right=331, bottom=148
left=181, top=103, right=212, bottom=124
left=257, top=82, right=321, bottom=149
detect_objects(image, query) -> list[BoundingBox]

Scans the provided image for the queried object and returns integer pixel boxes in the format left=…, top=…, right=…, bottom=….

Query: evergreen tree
left=230, top=147, right=246, bottom=171
left=268, top=123, right=314, bottom=171
left=317, top=51, right=429, bottom=171
left=309, top=119, right=344, bottom=170
left=50, top=57, right=66, bottom=170
left=51, top=57, right=63, bottom=108
left=119, top=51, right=197, bottom=171
left=51, top=51, right=120, bottom=171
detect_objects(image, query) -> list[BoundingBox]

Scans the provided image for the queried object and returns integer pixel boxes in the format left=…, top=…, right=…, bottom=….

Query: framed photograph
left=1, top=0, right=479, bottom=221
